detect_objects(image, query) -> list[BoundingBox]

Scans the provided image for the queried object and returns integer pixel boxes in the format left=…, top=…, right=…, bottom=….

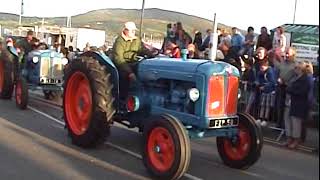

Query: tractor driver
left=112, top=21, right=155, bottom=100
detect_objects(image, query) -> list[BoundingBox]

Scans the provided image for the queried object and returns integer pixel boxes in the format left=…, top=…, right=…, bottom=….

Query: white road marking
left=105, top=142, right=142, bottom=159
left=28, top=106, right=65, bottom=126
left=28, top=105, right=203, bottom=180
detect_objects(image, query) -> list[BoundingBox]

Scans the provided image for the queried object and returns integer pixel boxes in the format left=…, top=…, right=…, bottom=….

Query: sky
left=0, top=0, right=318, bottom=32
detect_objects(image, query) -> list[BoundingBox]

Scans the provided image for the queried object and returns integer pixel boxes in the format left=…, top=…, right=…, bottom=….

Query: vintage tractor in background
left=63, top=51, right=263, bottom=180
left=0, top=38, right=68, bottom=109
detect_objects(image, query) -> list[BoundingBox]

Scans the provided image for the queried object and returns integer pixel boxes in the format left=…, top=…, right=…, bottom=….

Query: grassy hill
left=0, top=8, right=233, bottom=39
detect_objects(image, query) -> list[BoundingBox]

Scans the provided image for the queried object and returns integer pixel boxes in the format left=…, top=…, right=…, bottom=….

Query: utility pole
left=210, top=13, right=218, bottom=61
left=19, top=0, right=24, bottom=26
left=67, top=16, right=72, bottom=28
left=293, top=0, right=298, bottom=24
left=139, top=0, right=145, bottom=38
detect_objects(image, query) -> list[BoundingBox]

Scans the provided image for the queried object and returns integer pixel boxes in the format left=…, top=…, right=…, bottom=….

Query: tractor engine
left=142, top=79, right=196, bottom=114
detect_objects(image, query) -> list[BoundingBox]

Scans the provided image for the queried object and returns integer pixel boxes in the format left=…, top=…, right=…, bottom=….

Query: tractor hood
left=137, top=57, right=240, bottom=81
left=138, top=57, right=207, bottom=73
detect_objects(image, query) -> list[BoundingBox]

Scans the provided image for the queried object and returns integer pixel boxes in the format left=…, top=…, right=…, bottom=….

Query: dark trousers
left=275, top=85, right=286, bottom=128
left=117, top=62, right=138, bottom=100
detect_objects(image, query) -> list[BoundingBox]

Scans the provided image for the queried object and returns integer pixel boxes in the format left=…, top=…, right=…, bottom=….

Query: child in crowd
left=256, top=60, right=276, bottom=126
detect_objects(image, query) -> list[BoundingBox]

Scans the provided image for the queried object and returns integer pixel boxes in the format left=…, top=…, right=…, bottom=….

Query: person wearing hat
left=112, top=21, right=152, bottom=100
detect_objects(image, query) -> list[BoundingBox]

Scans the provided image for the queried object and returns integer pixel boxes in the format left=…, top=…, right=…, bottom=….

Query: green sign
left=291, top=33, right=319, bottom=45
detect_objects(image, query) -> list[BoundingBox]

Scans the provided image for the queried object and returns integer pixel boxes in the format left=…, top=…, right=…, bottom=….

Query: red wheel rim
left=15, top=81, right=22, bottom=105
left=65, top=72, right=92, bottom=135
left=223, top=124, right=251, bottom=160
left=147, top=127, right=175, bottom=172
left=0, top=61, right=4, bottom=93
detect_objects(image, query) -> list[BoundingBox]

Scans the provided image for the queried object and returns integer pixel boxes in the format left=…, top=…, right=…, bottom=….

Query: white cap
left=124, top=22, right=137, bottom=30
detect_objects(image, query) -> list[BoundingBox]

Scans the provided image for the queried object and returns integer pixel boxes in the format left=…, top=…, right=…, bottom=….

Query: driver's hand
left=128, top=73, right=137, bottom=82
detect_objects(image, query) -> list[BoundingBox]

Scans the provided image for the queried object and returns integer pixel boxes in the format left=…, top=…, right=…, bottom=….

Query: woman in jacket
left=285, top=62, right=310, bottom=149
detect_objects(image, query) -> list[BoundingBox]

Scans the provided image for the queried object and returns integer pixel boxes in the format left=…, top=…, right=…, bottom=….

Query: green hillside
left=0, top=8, right=232, bottom=39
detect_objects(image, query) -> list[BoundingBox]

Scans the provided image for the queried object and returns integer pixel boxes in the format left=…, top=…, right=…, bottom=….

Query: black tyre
left=217, top=112, right=263, bottom=169
left=143, top=114, right=191, bottom=180
left=15, top=77, right=28, bottom=110
left=63, top=56, right=115, bottom=148
left=0, top=55, right=14, bottom=99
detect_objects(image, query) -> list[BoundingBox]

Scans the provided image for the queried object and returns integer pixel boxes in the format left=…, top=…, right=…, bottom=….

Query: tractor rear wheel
left=0, top=56, right=14, bottom=99
left=217, top=112, right=263, bottom=169
left=143, top=114, right=191, bottom=180
left=63, top=57, right=115, bottom=148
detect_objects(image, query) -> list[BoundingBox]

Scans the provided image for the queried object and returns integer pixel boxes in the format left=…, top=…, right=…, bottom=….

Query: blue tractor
left=0, top=38, right=68, bottom=109
left=63, top=51, right=263, bottom=180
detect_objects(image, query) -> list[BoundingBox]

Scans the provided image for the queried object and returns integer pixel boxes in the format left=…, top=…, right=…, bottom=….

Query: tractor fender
left=80, top=51, right=120, bottom=104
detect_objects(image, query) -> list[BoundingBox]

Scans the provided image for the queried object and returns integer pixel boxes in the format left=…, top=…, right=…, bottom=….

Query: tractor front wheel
left=143, top=114, right=191, bottom=180
left=217, top=112, right=263, bottom=169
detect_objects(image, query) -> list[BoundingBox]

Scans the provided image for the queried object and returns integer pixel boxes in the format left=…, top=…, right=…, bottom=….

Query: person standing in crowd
left=256, top=60, right=276, bottom=126
left=200, top=29, right=212, bottom=51
left=167, top=23, right=176, bottom=43
left=67, top=46, right=75, bottom=61
left=175, top=22, right=192, bottom=50
left=193, top=31, right=202, bottom=53
left=161, top=23, right=176, bottom=52
left=241, top=26, right=256, bottom=58
left=256, top=26, right=272, bottom=51
left=275, top=47, right=296, bottom=128
left=239, top=54, right=254, bottom=111
left=285, top=62, right=310, bottom=149
left=230, top=27, right=244, bottom=56
left=272, top=26, right=286, bottom=60
left=163, top=41, right=181, bottom=58
left=218, top=30, right=232, bottom=56
left=83, top=42, right=90, bottom=52
left=245, top=47, right=268, bottom=117
left=300, top=61, right=315, bottom=142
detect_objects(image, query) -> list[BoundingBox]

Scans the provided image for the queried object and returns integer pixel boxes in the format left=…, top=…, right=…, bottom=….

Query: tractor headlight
left=188, top=88, right=200, bottom=102
left=62, top=58, right=69, bottom=65
left=32, top=56, right=39, bottom=63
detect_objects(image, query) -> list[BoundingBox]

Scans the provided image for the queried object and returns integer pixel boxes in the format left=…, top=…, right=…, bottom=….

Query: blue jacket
left=287, top=74, right=310, bottom=119
left=231, top=34, right=244, bottom=48
left=307, top=74, right=315, bottom=105
left=256, top=67, right=276, bottom=93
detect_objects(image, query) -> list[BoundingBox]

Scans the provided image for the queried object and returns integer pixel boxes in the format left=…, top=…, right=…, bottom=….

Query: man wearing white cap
left=112, top=21, right=143, bottom=100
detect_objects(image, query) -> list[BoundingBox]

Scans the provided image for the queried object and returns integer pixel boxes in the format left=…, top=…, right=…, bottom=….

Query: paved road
left=0, top=97, right=318, bottom=180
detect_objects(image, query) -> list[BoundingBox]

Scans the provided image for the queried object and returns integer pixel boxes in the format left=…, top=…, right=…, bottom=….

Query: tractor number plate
left=209, top=117, right=239, bottom=128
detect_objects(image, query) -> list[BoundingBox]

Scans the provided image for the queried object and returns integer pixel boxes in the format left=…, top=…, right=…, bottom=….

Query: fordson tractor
left=63, top=51, right=263, bottom=180
left=0, top=38, right=68, bottom=109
